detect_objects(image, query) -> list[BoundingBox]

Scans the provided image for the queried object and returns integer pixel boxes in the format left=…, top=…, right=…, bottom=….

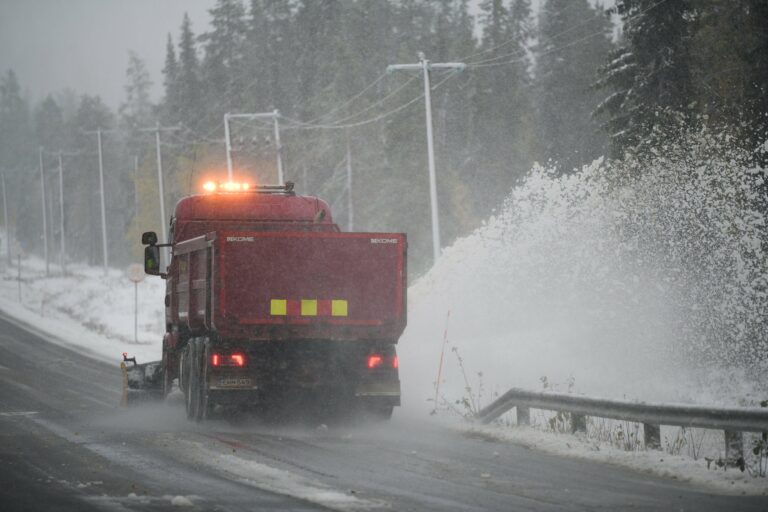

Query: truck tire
left=199, top=340, right=213, bottom=421
left=162, top=350, right=173, bottom=397
left=185, top=340, right=201, bottom=420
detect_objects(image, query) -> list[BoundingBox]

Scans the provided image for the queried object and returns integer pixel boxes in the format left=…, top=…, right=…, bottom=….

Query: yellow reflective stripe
left=331, top=300, right=348, bottom=317
left=301, top=299, right=317, bottom=316
left=270, top=299, right=287, bottom=315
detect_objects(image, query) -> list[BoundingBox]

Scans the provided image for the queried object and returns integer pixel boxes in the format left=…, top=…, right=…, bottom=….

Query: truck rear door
left=212, top=231, right=406, bottom=342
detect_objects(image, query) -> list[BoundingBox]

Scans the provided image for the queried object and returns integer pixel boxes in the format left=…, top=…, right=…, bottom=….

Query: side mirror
left=144, top=245, right=161, bottom=275
left=142, top=231, right=158, bottom=246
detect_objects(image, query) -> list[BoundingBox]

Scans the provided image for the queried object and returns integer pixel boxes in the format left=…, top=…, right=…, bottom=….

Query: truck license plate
left=218, top=377, right=252, bottom=387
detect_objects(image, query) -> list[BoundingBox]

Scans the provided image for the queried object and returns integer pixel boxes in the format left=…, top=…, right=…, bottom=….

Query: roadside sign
left=127, top=263, right=145, bottom=283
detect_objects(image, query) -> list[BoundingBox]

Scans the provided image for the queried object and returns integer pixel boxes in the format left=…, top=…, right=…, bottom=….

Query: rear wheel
left=199, top=341, right=214, bottom=421
left=162, top=350, right=173, bottom=398
left=185, top=341, right=200, bottom=420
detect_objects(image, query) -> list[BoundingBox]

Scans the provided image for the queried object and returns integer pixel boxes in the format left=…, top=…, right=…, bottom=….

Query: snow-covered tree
left=119, top=51, right=154, bottom=130
left=594, top=0, right=695, bottom=153
left=535, top=0, right=613, bottom=173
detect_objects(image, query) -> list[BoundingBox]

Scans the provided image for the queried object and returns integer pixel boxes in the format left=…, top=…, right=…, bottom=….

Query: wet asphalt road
left=0, top=310, right=766, bottom=511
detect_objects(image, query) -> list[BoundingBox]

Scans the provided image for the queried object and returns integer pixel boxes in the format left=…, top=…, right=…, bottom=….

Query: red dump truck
left=124, top=181, right=406, bottom=421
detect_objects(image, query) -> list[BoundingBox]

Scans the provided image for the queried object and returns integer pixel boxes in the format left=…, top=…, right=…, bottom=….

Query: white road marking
left=0, top=411, right=39, bottom=417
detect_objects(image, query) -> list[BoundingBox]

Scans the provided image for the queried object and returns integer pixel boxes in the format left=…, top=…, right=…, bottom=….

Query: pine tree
left=0, top=70, right=31, bottom=171
left=161, top=34, right=179, bottom=124
left=177, top=13, right=204, bottom=130
left=690, top=0, right=768, bottom=144
left=295, top=0, right=344, bottom=118
left=200, top=0, right=249, bottom=125
left=70, top=95, right=115, bottom=264
left=119, top=52, right=153, bottom=130
left=594, top=0, right=695, bottom=153
left=470, top=0, right=536, bottom=210
left=535, top=0, right=613, bottom=172
left=244, top=0, right=296, bottom=113
left=35, top=95, right=65, bottom=151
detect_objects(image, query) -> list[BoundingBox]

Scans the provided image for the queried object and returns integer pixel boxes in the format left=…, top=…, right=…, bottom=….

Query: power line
left=281, top=71, right=460, bottom=131
left=460, top=0, right=600, bottom=63
left=465, top=0, right=670, bottom=68
left=469, top=29, right=606, bottom=69
left=283, top=75, right=419, bottom=129
left=298, top=71, right=390, bottom=126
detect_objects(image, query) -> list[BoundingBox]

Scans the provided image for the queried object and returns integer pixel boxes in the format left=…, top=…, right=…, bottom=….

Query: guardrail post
left=643, top=423, right=661, bottom=450
left=570, top=413, right=586, bottom=434
left=517, top=406, right=530, bottom=426
left=725, top=430, right=744, bottom=463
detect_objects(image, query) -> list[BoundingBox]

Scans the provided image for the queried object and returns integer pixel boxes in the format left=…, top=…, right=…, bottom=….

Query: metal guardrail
left=476, top=387, right=768, bottom=466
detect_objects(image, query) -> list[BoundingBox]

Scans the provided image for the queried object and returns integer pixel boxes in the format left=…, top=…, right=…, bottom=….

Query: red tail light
left=367, top=355, right=383, bottom=369
left=211, top=353, right=246, bottom=367
left=392, top=356, right=399, bottom=369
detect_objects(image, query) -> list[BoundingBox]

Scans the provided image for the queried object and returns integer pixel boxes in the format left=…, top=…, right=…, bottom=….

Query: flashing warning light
left=202, top=181, right=251, bottom=193
left=212, top=353, right=246, bottom=367
left=367, top=355, right=384, bottom=369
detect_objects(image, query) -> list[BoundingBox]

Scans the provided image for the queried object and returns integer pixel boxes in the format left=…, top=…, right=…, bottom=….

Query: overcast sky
left=0, top=0, right=611, bottom=110
left=0, top=0, right=214, bottom=108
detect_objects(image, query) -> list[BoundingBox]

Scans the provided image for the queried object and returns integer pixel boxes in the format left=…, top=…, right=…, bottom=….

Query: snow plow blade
left=120, top=354, right=164, bottom=406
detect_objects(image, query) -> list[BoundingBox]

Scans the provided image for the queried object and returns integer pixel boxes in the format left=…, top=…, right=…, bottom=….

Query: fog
left=0, top=0, right=213, bottom=107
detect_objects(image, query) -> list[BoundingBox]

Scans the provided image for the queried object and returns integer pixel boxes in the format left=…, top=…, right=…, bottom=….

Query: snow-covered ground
left=461, top=423, right=768, bottom=496
left=0, top=254, right=165, bottom=365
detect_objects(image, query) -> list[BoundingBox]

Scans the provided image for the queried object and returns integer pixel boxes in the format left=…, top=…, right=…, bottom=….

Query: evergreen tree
left=535, top=0, right=613, bottom=172
left=0, top=70, right=31, bottom=171
left=470, top=0, right=536, bottom=210
left=119, top=51, right=153, bottom=130
left=200, top=0, right=249, bottom=124
left=177, top=13, right=204, bottom=130
left=594, top=0, right=695, bottom=153
left=161, top=34, right=179, bottom=124
left=690, top=0, right=768, bottom=145
left=244, top=0, right=296, bottom=112
left=70, top=95, right=115, bottom=264
left=295, top=0, right=344, bottom=118
left=34, top=95, right=65, bottom=151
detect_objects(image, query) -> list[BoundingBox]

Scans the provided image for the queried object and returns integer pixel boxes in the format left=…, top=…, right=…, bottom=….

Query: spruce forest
left=1, top=0, right=766, bottom=277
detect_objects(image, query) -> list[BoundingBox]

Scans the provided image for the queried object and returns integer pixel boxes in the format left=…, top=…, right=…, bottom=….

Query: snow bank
left=462, top=424, right=768, bottom=496
left=0, top=253, right=165, bottom=364
left=399, top=128, right=768, bottom=413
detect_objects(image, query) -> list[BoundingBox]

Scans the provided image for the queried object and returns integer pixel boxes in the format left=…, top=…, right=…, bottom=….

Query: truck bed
left=172, top=230, right=407, bottom=342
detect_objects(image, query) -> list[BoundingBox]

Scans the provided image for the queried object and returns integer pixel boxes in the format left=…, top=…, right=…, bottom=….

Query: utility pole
left=38, top=147, right=49, bottom=276
left=387, top=52, right=465, bottom=264
left=84, top=128, right=110, bottom=275
left=272, top=109, right=284, bottom=186
left=224, top=111, right=284, bottom=185
left=133, top=155, right=139, bottom=216
left=57, top=153, right=66, bottom=273
left=138, top=123, right=180, bottom=245
left=96, top=128, right=108, bottom=274
left=1, top=170, right=10, bottom=266
left=155, top=123, right=166, bottom=243
left=345, top=130, right=353, bottom=231
left=134, top=121, right=181, bottom=269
